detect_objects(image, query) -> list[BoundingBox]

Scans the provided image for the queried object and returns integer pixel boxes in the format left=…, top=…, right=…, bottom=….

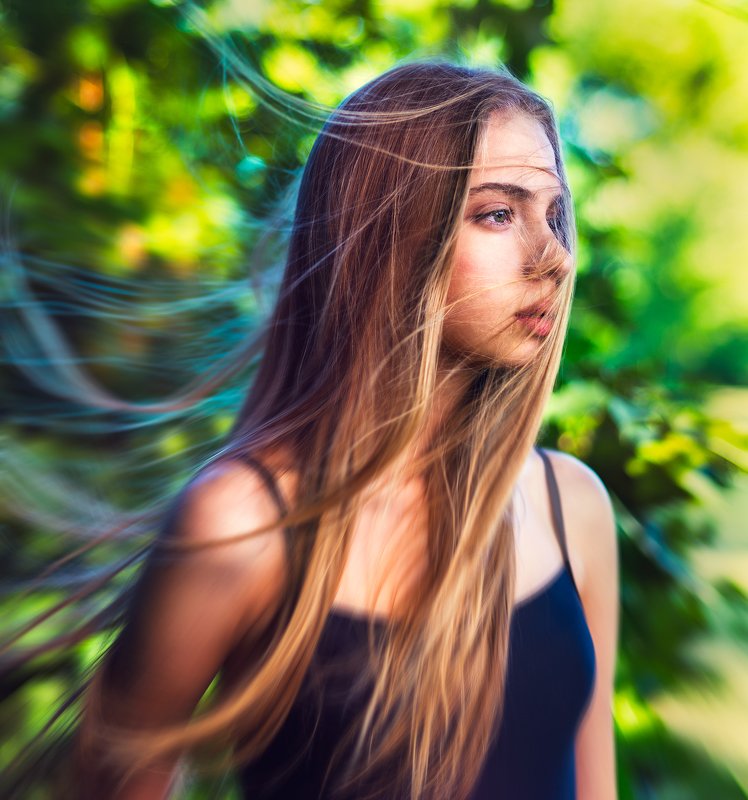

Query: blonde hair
left=5, top=50, right=576, bottom=800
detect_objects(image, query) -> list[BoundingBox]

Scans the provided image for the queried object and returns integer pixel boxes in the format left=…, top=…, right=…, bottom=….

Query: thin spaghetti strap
left=535, top=446, right=580, bottom=598
left=228, top=454, right=295, bottom=571
left=227, top=452, right=304, bottom=630
left=238, top=454, right=290, bottom=516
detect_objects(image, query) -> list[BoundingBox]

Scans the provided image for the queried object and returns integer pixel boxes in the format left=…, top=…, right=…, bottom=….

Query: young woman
left=74, top=59, right=619, bottom=800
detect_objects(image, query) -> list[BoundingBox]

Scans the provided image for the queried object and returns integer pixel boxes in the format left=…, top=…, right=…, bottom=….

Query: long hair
left=3, top=47, right=576, bottom=800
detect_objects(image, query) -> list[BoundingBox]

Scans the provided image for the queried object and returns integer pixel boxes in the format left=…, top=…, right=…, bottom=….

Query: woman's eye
left=479, top=208, right=512, bottom=227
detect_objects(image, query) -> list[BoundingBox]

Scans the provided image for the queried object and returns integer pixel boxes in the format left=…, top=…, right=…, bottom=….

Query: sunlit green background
left=1, top=0, right=747, bottom=797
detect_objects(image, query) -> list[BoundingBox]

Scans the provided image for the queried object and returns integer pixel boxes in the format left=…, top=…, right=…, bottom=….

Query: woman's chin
left=442, top=329, right=543, bottom=369
left=492, top=336, right=544, bottom=368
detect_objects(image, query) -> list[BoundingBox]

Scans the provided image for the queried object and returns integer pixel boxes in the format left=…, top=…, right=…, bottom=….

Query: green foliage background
left=1, top=0, right=747, bottom=797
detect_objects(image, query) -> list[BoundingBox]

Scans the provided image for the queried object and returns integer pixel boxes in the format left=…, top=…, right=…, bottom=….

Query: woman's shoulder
left=538, top=447, right=617, bottom=601
left=163, top=453, right=291, bottom=634
left=538, top=447, right=611, bottom=507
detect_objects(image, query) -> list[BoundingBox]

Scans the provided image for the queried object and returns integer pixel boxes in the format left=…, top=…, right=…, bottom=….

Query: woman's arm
left=550, top=450, right=620, bottom=800
left=74, top=460, right=288, bottom=799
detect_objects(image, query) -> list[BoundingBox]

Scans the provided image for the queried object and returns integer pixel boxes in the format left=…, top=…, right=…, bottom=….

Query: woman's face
left=444, top=111, right=573, bottom=366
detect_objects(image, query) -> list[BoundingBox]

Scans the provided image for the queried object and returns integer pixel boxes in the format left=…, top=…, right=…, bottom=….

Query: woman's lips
left=515, top=312, right=553, bottom=336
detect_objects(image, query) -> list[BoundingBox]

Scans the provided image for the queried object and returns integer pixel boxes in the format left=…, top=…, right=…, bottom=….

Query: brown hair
left=78, top=58, right=576, bottom=799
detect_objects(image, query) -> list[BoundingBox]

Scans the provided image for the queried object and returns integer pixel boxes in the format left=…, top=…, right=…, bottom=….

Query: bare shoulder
left=163, top=455, right=291, bottom=633
left=541, top=448, right=613, bottom=515
left=540, top=448, right=617, bottom=600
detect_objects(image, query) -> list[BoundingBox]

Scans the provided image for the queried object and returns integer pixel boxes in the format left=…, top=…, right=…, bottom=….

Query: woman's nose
left=555, top=247, right=574, bottom=280
left=525, top=225, right=574, bottom=283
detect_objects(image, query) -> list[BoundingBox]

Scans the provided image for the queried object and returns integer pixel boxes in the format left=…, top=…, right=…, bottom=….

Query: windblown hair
left=1, top=17, right=576, bottom=800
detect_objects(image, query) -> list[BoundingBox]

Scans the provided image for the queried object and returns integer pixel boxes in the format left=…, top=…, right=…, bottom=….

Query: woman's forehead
left=471, top=113, right=559, bottom=192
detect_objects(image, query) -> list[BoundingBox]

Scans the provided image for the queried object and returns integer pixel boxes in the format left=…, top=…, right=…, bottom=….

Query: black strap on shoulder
left=535, top=446, right=580, bottom=597
left=239, top=453, right=290, bottom=516
left=227, top=453, right=296, bottom=574
left=224, top=452, right=308, bottom=636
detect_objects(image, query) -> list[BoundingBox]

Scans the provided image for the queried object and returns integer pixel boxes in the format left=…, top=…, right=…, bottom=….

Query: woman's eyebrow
left=468, top=182, right=562, bottom=202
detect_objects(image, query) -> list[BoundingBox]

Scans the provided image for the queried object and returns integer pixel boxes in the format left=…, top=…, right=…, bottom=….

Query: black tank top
left=236, top=447, right=597, bottom=799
